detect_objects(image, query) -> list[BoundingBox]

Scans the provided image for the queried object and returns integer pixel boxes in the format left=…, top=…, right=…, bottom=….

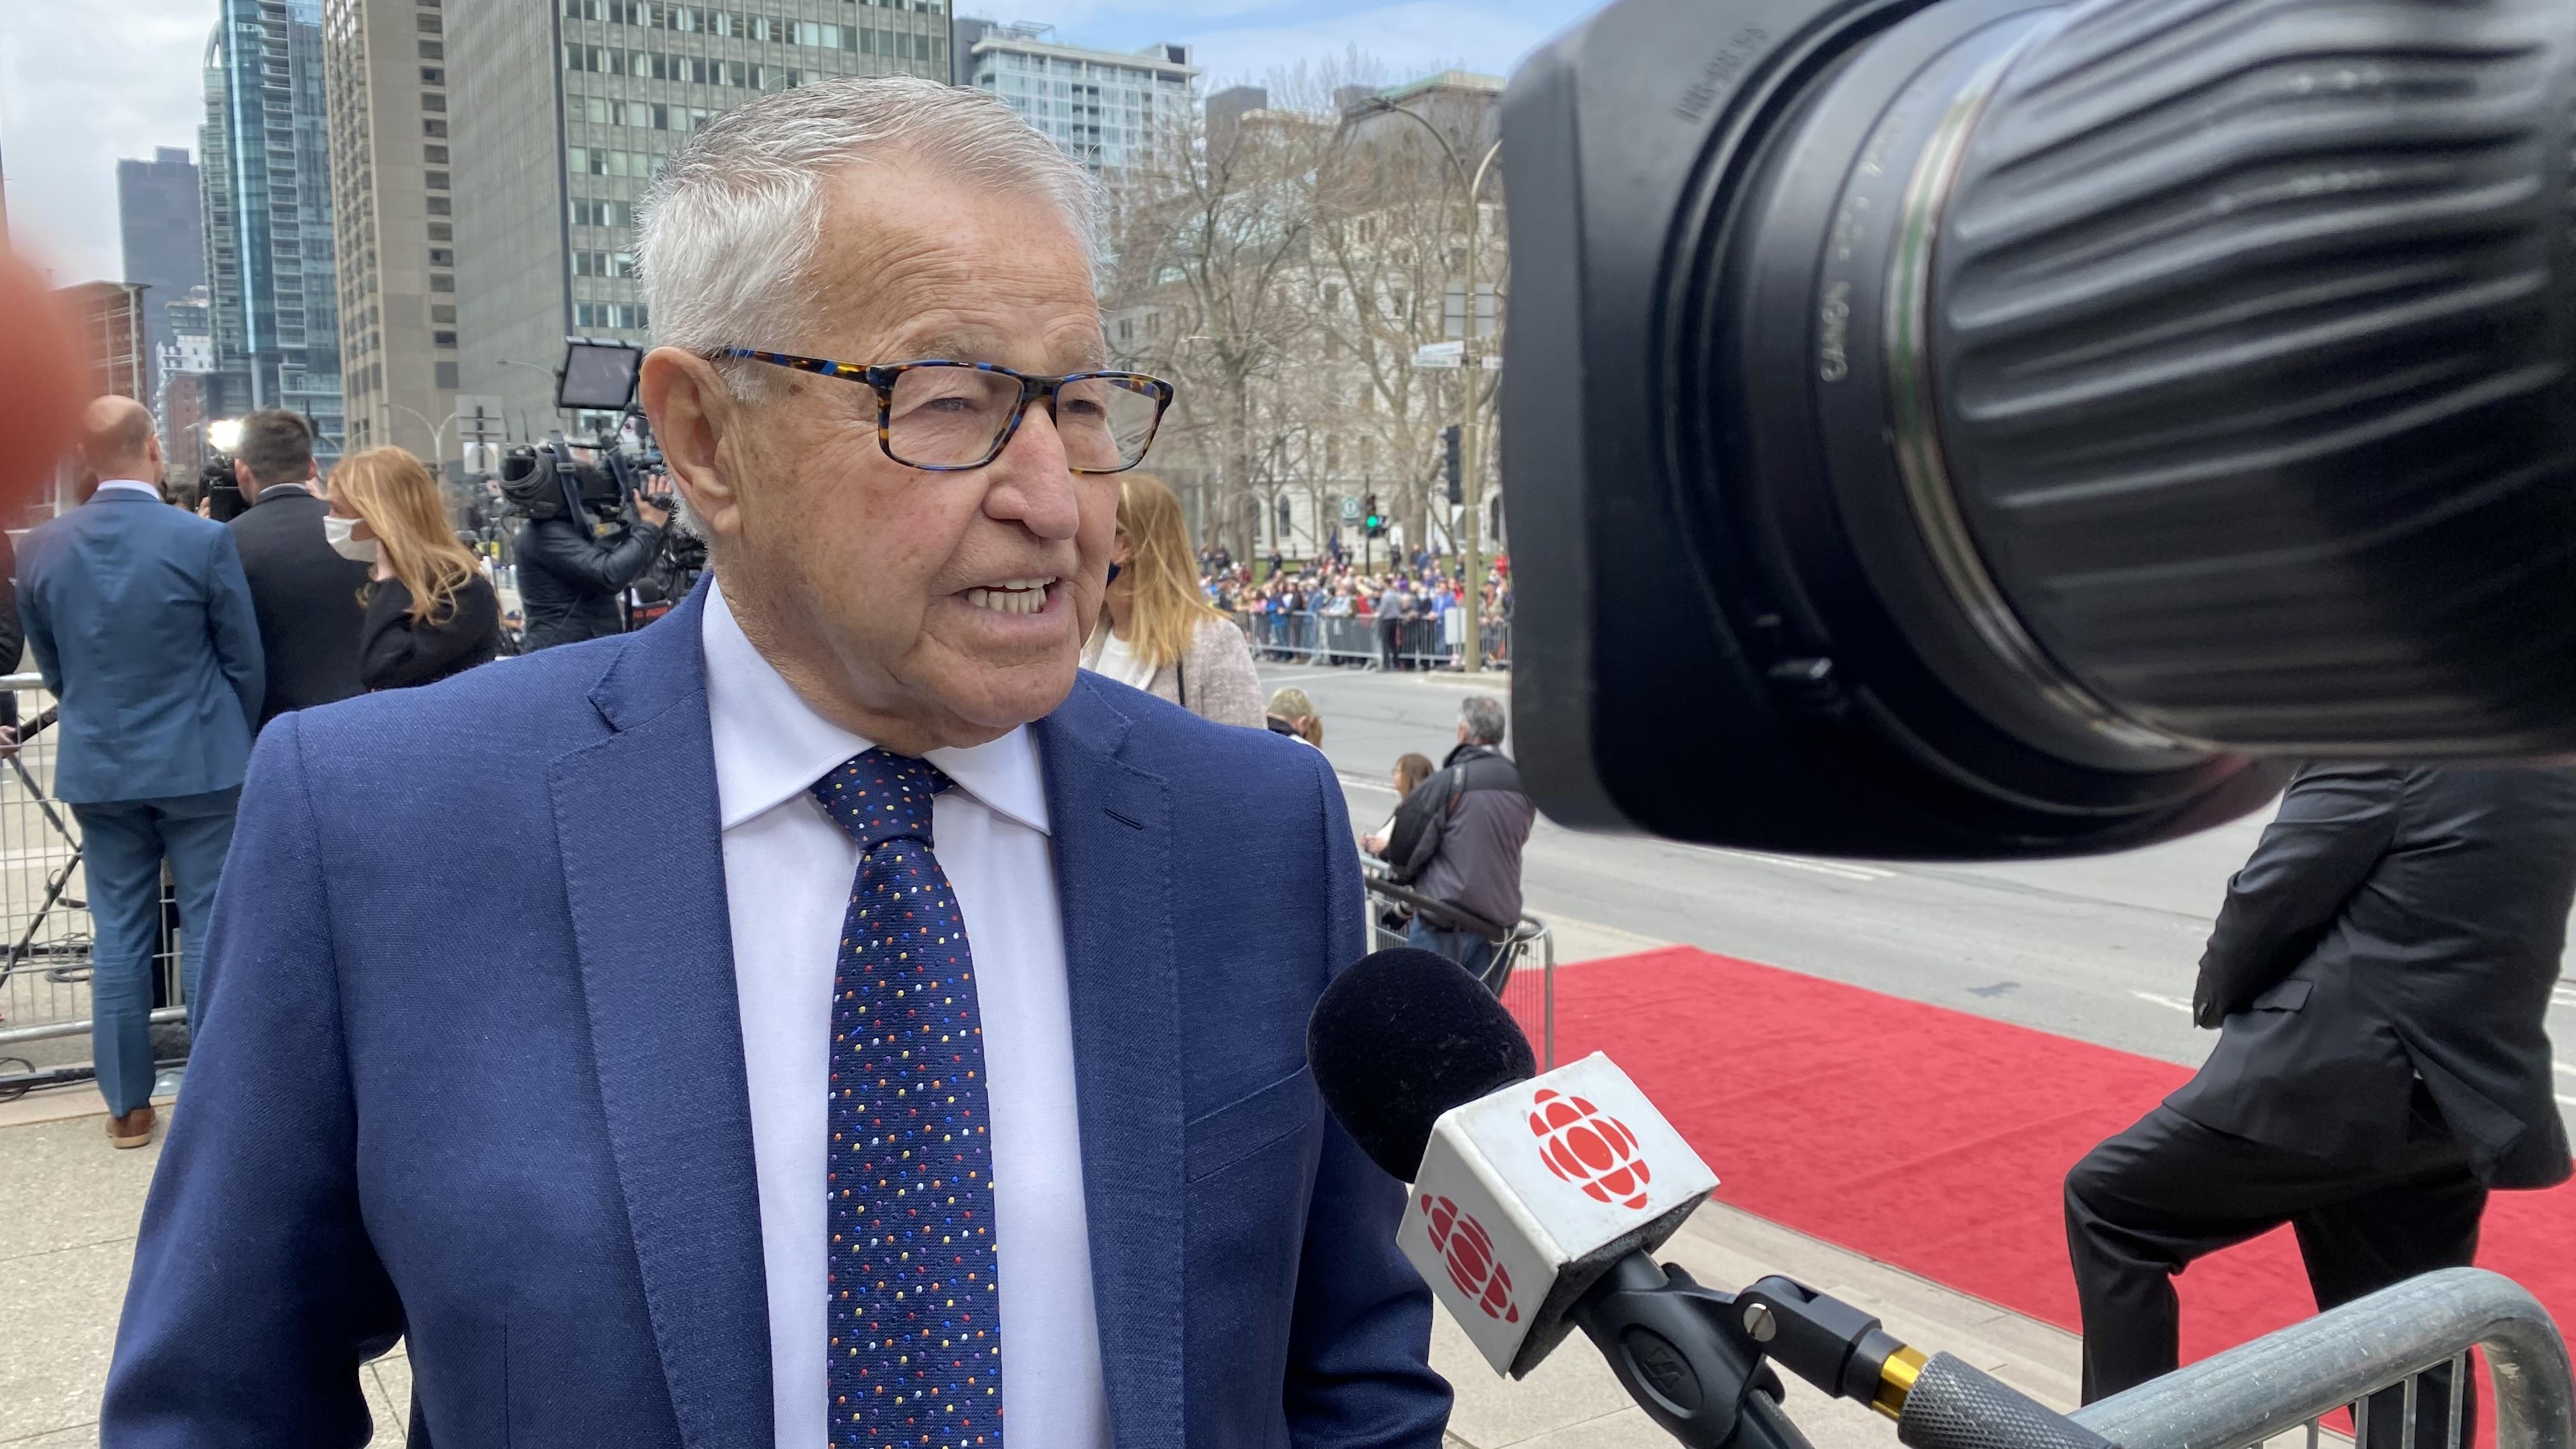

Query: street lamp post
left=496, top=359, right=561, bottom=443
left=1351, top=98, right=1504, bottom=675
left=388, top=403, right=461, bottom=475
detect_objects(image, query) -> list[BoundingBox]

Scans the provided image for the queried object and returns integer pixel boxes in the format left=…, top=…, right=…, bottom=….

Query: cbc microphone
left=1307, top=946, right=1721, bottom=1377
left=1310, top=948, right=2119, bottom=1449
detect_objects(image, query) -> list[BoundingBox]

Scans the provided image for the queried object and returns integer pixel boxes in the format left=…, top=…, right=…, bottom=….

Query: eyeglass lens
left=886, top=367, right=1162, bottom=470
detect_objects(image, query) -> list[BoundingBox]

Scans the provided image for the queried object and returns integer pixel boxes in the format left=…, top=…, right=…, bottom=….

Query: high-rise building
left=199, top=0, right=346, bottom=461
left=59, top=282, right=153, bottom=402
left=452, top=0, right=954, bottom=438
left=159, top=285, right=220, bottom=475
left=954, top=22, right=1195, bottom=175
left=116, top=148, right=208, bottom=410
left=323, top=0, right=459, bottom=470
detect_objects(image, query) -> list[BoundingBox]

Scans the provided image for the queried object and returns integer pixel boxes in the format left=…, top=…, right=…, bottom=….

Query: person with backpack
left=1382, top=693, right=1535, bottom=977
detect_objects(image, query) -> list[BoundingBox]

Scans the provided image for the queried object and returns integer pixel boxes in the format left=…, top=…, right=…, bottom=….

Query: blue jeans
left=71, top=787, right=238, bottom=1115
left=1406, top=916, right=1496, bottom=985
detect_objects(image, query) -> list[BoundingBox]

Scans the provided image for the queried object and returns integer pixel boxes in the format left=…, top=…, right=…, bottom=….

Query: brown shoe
left=107, top=1105, right=157, bottom=1149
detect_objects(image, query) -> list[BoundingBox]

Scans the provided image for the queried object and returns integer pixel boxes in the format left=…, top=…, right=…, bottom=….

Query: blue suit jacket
left=104, top=583, right=1448, bottom=1448
left=17, top=491, right=263, bottom=804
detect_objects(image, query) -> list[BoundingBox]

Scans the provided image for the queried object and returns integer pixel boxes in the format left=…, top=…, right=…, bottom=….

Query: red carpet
left=1524, top=947, right=2576, bottom=1371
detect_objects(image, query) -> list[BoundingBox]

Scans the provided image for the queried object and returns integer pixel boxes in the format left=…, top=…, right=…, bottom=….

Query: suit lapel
left=548, top=585, right=774, bottom=1448
left=1035, top=679, right=1184, bottom=1449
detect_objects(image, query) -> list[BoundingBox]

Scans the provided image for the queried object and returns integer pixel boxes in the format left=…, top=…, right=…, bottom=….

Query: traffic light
left=1363, top=492, right=1386, bottom=538
left=1441, top=424, right=1463, bottom=504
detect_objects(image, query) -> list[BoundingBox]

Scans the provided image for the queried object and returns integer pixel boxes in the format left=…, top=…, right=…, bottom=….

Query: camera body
left=197, top=455, right=247, bottom=524
left=498, top=432, right=630, bottom=526
left=1501, top=0, right=2576, bottom=858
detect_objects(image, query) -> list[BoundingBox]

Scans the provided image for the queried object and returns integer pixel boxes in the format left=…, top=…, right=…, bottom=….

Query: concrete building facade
left=200, top=0, right=346, bottom=459
left=452, top=0, right=953, bottom=439
left=323, top=0, right=461, bottom=469
left=954, top=22, right=1195, bottom=175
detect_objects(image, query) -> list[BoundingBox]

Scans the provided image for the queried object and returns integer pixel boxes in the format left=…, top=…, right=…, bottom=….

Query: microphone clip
left=1573, top=1255, right=1809, bottom=1449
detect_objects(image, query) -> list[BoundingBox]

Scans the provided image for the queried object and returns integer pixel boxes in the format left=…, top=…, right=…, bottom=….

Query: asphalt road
left=1259, top=662, right=2576, bottom=1120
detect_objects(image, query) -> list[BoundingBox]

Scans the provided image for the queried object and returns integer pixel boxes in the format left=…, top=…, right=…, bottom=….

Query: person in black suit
left=2067, top=763, right=2576, bottom=1446
left=225, top=410, right=369, bottom=726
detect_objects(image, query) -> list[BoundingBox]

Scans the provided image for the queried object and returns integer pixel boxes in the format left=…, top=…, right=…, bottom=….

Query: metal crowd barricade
left=0, top=675, right=189, bottom=1101
left=1236, top=608, right=1513, bottom=672
left=2073, top=1268, right=2572, bottom=1449
left=1361, top=868, right=1554, bottom=1070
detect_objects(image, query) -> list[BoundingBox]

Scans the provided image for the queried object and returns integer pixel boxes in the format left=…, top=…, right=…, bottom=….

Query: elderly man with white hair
left=106, top=79, right=1448, bottom=1448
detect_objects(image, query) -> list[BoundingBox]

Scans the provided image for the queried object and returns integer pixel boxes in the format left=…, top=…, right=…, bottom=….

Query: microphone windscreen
left=1307, top=946, right=1538, bottom=1181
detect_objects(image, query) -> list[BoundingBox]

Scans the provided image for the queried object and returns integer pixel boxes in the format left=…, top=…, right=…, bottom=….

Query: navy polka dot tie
left=810, top=750, right=1003, bottom=1449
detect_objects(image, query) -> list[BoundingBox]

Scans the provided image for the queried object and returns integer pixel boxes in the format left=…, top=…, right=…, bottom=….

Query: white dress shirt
left=93, top=479, right=164, bottom=501
left=702, top=581, right=1110, bottom=1449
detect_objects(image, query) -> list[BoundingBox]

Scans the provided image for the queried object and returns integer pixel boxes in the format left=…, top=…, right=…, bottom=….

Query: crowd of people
left=22, top=401, right=506, bottom=1147
left=1197, top=540, right=1516, bottom=671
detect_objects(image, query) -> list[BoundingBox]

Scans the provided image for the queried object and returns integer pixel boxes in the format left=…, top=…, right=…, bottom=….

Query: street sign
left=1340, top=495, right=1360, bottom=521
left=1413, top=341, right=1465, bottom=370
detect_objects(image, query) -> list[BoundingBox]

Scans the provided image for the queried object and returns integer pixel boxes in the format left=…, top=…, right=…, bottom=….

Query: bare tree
left=1101, top=51, right=1505, bottom=570
left=1104, top=70, right=1339, bottom=563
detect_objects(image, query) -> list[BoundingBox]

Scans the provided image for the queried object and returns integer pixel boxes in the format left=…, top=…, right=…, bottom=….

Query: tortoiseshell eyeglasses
left=706, top=349, right=1176, bottom=474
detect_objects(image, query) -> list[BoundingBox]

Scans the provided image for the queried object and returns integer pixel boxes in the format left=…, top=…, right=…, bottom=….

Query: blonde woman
left=1082, top=474, right=1265, bottom=727
left=326, top=447, right=502, bottom=691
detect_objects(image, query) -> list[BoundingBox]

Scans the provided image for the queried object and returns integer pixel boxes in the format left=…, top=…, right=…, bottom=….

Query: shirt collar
left=700, top=576, right=1051, bottom=837
left=92, top=480, right=162, bottom=501
left=252, top=482, right=314, bottom=501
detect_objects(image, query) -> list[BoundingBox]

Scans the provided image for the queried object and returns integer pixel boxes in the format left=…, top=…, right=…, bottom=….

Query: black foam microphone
left=1307, top=946, right=1538, bottom=1181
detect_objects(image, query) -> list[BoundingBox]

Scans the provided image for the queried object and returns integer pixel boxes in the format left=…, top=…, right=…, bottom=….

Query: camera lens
left=1504, top=0, right=2576, bottom=854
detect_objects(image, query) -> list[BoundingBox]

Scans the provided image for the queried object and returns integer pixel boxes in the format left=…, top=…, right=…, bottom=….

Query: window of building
left=421, top=91, right=446, bottom=111
left=428, top=222, right=452, bottom=240
left=426, top=171, right=450, bottom=190
left=424, top=118, right=448, bottom=136
left=416, top=12, right=439, bottom=32
left=421, top=66, right=444, bottom=83
left=432, top=303, right=457, bottom=323
left=427, top=195, right=452, bottom=215
left=419, top=39, right=442, bottom=58
left=424, top=143, right=448, bottom=163
left=434, top=330, right=458, bottom=348
left=437, top=362, right=460, bottom=389
left=431, top=273, right=455, bottom=292
left=428, top=247, right=454, bottom=266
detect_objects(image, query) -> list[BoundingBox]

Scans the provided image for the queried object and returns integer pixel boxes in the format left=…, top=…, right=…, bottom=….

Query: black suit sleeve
left=519, top=516, right=665, bottom=596
left=2194, top=764, right=2404, bottom=1027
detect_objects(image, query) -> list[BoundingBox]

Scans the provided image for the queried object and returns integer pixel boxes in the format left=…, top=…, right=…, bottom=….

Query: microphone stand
left=1574, top=1257, right=2121, bottom=1449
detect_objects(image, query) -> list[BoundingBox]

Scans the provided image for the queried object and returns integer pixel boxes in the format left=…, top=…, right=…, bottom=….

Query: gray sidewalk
left=0, top=1090, right=2071, bottom=1449
left=0, top=912, right=2078, bottom=1448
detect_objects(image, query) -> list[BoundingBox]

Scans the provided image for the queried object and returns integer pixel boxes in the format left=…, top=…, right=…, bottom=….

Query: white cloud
left=0, top=0, right=213, bottom=286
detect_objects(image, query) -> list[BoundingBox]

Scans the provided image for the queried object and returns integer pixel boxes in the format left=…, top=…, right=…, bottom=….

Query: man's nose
left=983, top=404, right=1081, bottom=540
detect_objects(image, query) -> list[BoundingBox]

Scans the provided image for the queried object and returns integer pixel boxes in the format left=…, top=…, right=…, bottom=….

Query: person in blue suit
left=18, top=395, right=263, bottom=1149
left=106, top=79, right=1448, bottom=1447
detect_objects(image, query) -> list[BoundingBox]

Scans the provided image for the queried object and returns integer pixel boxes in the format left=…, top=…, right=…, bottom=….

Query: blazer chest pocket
left=1184, top=1066, right=1321, bottom=1183
left=2251, top=979, right=2313, bottom=1012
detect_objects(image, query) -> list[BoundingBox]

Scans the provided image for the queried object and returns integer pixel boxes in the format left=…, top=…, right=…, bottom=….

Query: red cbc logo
left=1529, top=1087, right=1653, bottom=1209
left=1420, top=1193, right=1519, bottom=1323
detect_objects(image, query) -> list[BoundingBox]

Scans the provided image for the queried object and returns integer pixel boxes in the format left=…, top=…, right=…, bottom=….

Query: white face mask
left=324, top=512, right=378, bottom=564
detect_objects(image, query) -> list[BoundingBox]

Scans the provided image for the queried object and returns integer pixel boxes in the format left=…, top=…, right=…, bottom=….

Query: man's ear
left=640, top=347, right=743, bottom=540
left=233, top=459, right=256, bottom=498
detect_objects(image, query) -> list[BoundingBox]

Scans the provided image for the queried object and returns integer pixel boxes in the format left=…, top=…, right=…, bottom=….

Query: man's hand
left=1361, top=831, right=1388, bottom=856
left=2190, top=967, right=2228, bottom=1029
left=632, top=489, right=672, bottom=529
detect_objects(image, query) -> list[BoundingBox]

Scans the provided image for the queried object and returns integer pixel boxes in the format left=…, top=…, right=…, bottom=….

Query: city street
left=1262, top=662, right=2576, bottom=1126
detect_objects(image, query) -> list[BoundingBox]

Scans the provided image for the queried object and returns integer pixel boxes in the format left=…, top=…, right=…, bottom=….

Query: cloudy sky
left=1, top=0, right=1572, bottom=286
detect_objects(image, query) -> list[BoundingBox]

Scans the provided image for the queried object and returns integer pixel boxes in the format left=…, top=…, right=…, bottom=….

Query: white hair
left=638, top=76, right=1100, bottom=395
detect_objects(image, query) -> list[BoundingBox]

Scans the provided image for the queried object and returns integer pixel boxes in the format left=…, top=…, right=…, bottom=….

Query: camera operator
left=512, top=461, right=669, bottom=651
